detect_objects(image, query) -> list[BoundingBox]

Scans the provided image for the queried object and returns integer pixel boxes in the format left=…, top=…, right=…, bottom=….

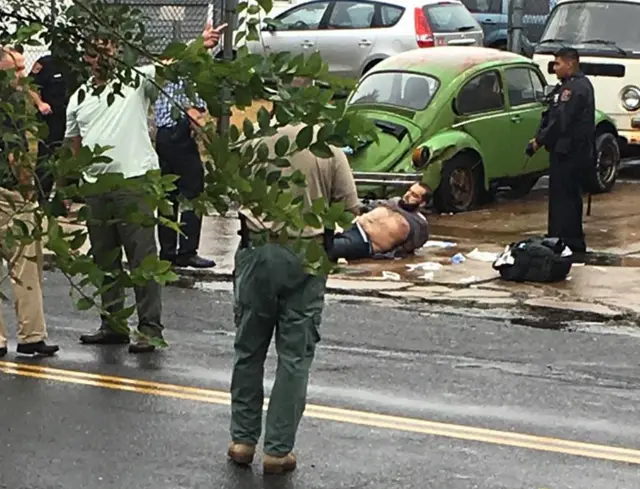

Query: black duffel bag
left=492, top=236, right=573, bottom=283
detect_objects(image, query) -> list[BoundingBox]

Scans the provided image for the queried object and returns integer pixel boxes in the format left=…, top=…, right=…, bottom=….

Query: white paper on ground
left=381, top=271, right=401, bottom=281
left=423, top=240, right=457, bottom=249
left=419, top=272, right=435, bottom=281
left=561, top=246, right=573, bottom=257
left=466, top=248, right=498, bottom=262
left=406, top=262, right=443, bottom=272
left=458, top=276, right=481, bottom=284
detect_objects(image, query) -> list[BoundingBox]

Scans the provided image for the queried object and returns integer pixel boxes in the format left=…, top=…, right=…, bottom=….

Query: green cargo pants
left=230, top=239, right=326, bottom=456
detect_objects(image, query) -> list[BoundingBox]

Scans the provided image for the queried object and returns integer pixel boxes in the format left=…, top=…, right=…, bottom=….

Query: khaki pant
left=0, top=187, right=47, bottom=347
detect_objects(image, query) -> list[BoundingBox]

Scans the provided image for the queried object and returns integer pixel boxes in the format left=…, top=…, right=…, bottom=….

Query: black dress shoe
left=129, top=334, right=164, bottom=354
left=17, top=341, right=59, bottom=356
left=80, top=329, right=130, bottom=345
left=174, top=254, right=216, bottom=268
left=0, top=346, right=6, bottom=358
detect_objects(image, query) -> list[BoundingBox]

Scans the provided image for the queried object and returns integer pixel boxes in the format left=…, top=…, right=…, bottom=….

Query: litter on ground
left=465, top=248, right=498, bottom=263
left=381, top=271, right=401, bottom=281
left=406, top=262, right=443, bottom=272
left=423, top=240, right=457, bottom=249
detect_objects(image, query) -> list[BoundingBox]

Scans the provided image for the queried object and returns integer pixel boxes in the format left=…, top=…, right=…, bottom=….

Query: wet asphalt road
left=1, top=272, right=640, bottom=489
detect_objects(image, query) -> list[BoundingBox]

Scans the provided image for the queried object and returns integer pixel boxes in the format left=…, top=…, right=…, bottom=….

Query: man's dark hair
left=555, top=47, right=579, bottom=63
left=13, top=44, right=24, bottom=54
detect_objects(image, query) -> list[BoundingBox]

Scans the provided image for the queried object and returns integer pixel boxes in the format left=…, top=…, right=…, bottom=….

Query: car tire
left=362, top=59, right=381, bottom=76
left=433, top=153, right=483, bottom=213
left=583, top=132, right=620, bottom=194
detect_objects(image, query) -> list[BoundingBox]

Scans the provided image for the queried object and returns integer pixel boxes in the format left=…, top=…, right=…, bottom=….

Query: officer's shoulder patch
left=560, top=89, right=572, bottom=102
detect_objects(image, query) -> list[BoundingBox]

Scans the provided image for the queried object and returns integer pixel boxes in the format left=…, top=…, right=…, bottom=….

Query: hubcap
left=450, top=168, right=474, bottom=209
left=597, top=142, right=616, bottom=183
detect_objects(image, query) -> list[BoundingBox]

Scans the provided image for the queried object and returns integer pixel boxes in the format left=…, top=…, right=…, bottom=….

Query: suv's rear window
left=348, top=71, right=440, bottom=111
left=424, top=3, right=478, bottom=32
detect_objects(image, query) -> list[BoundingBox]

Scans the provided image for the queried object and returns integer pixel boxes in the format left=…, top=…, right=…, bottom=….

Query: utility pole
left=217, top=0, right=237, bottom=136
left=508, top=0, right=524, bottom=54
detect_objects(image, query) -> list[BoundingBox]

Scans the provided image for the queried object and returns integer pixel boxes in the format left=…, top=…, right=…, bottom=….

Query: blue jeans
left=328, top=224, right=372, bottom=262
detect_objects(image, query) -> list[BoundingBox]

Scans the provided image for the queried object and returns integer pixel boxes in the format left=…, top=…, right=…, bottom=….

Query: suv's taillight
left=414, top=7, right=434, bottom=48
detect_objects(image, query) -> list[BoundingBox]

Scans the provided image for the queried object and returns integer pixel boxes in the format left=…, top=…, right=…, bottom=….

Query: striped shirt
left=154, top=79, right=206, bottom=129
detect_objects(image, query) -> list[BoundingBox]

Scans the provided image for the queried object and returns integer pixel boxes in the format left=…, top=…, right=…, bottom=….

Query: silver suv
left=246, top=0, right=484, bottom=79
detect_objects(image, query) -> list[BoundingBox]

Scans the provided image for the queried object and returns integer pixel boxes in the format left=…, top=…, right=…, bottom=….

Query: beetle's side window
left=456, top=71, right=504, bottom=115
left=505, top=67, right=541, bottom=106
left=529, top=69, right=546, bottom=101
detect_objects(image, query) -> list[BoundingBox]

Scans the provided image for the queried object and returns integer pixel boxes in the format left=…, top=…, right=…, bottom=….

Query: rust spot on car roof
left=374, top=47, right=526, bottom=78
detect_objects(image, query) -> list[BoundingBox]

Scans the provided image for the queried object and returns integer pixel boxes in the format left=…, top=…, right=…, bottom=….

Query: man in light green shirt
left=65, top=26, right=223, bottom=353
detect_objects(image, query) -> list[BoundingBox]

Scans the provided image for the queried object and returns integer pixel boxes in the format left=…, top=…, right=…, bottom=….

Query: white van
left=533, top=0, right=640, bottom=153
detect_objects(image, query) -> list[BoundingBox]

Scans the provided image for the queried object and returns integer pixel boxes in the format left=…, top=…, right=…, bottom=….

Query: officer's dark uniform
left=535, top=71, right=595, bottom=253
left=30, top=55, right=68, bottom=203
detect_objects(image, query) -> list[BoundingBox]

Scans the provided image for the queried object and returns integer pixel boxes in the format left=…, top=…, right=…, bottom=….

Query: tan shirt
left=240, top=124, right=359, bottom=238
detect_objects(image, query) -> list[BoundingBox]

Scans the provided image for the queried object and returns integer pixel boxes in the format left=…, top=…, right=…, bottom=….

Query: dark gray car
left=460, top=0, right=552, bottom=55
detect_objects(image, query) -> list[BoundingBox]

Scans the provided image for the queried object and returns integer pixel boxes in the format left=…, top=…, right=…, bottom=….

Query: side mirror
left=543, top=85, right=555, bottom=97
left=262, top=23, right=276, bottom=32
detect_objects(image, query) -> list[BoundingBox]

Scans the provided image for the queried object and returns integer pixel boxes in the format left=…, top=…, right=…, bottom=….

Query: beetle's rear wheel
left=434, top=154, right=483, bottom=213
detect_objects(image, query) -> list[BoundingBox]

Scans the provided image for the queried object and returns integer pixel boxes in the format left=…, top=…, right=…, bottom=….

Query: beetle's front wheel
left=434, top=154, right=482, bottom=213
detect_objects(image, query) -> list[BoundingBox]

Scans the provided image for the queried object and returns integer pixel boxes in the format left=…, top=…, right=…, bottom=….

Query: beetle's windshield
left=539, top=1, right=639, bottom=54
left=348, top=72, right=440, bottom=111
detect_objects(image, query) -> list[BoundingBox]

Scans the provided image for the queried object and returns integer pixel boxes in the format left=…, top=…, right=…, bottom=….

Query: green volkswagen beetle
left=344, top=46, right=621, bottom=213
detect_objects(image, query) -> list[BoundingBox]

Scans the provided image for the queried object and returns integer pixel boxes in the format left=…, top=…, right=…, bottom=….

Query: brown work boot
left=263, top=452, right=297, bottom=475
left=227, top=442, right=255, bottom=466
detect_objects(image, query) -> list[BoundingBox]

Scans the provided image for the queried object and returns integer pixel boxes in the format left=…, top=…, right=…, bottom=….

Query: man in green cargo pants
left=227, top=123, right=360, bottom=474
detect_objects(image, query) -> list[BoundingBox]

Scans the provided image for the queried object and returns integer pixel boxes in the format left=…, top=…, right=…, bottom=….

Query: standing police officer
left=529, top=47, right=594, bottom=254
left=227, top=122, right=360, bottom=474
left=29, top=54, right=69, bottom=204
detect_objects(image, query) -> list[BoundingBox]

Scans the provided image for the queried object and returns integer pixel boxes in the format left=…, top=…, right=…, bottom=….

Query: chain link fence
left=106, top=0, right=224, bottom=54
left=15, top=0, right=225, bottom=69
left=518, top=0, right=554, bottom=44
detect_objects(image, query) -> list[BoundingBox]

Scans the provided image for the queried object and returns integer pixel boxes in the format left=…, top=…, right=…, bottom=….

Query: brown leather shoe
left=263, top=452, right=297, bottom=475
left=227, top=442, right=255, bottom=466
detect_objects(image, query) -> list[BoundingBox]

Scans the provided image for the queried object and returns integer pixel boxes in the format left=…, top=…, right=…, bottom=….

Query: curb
left=43, top=253, right=634, bottom=325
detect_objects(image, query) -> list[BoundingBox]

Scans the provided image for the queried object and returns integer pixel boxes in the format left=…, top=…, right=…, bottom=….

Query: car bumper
left=618, top=128, right=640, bottom=146
left=352, top=172, right=422, bottom=187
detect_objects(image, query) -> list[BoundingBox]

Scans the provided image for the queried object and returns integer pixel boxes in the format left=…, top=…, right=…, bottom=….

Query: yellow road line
left=2, top=361, right=640, bottom=465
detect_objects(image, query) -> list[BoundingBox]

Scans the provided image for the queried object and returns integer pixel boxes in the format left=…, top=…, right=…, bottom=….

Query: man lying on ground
left=328, top=183, right=430, bottom=262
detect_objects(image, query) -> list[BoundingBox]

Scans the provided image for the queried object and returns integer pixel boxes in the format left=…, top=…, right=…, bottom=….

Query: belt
left=248, top=231, right=324, bottom=244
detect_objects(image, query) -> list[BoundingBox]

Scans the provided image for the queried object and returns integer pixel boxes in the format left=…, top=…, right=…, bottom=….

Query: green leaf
left=256, top=143, right=270, bottom=162
left=303, top=212, right=322, bottom=228
left=229, top=124, right=240, bottom=142
left=257, top=0, right=274, bottom=13
left=310, top=142, right=334, bottom=158
left=266, top=170, right=281, bottom=185
left=305, top=51, right=323, bottom=75
left=305, top=239, right=324, bottom=262
left=76, top=297, right=94, bottom=311
left=317, top=123, right=334, bottom=143
left=274, top=104, right=293, bottom=125
left=243, top=118, right=255, bottom=138
left=275, top=135, right=290, bottom=157
left=257, top=106, right=271, bottom=130
left=295, top=125, right=314, bottom=150
left=311, top=197, right=326, bottom=214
